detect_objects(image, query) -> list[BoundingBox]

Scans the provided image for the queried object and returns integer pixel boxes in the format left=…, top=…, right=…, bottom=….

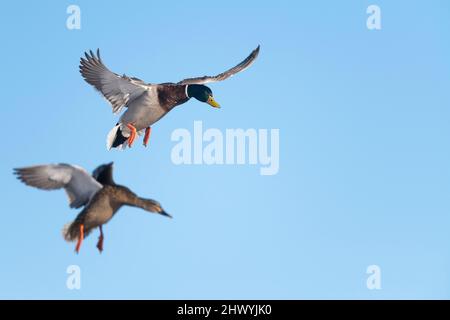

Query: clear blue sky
left=1, top=0, right=450, bottom=299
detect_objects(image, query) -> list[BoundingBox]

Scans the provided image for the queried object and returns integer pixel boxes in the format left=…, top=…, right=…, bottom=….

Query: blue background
left=1, top=0, right=449, bottom=299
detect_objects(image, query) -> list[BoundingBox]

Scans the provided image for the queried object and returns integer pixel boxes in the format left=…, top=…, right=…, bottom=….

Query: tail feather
left=62, top=221, right=93, bottom=242
left=106, top=124, right=128, bottom=150
left=62, top=221, right=78, bottom=242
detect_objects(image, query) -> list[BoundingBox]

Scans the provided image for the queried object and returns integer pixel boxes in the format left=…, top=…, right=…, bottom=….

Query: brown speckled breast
left=157, top=84, right=190, bottom=111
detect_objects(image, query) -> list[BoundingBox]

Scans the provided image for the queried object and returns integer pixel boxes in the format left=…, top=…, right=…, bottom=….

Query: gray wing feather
left=14, top=164, right=102, bottom=209
left=79, top=49, right=148, bottom=114
left=177, top=46, right=260, bottom=85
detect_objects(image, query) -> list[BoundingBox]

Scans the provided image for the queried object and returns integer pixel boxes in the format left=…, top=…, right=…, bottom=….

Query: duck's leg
left=75, top=224, right=84, bottom=254
left=126, top=123, right=137, bottom=147
left=96, top=225, right=104, bottom=253
left=143, top=127, right=152, bottom=147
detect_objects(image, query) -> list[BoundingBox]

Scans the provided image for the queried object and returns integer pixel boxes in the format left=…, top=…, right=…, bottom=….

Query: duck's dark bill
left=207, top=96, right=220, bottom=108
left=160, top=210, right=172, bottom=218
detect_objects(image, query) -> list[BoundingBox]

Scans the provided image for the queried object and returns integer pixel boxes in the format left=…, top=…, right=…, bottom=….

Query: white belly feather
left=119, top=87, right=167, bottom=134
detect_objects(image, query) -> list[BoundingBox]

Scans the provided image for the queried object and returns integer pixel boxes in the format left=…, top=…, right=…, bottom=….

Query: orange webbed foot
left=96, top=235, right=104, bottom=253
left=96, top=225, right=104, bottom=253
left=126, top=123, right=137, bottom=148
left=143, top=127, right=152, bottom=147
left=75, top=224, right=84, bottom=254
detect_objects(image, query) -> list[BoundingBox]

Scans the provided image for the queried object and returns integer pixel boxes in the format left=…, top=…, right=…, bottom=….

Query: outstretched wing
left=177, top=46, right=260, bottom=85
left=79, top=49, right=149, bottom=114
left=14, top=164, right=102, bottom=209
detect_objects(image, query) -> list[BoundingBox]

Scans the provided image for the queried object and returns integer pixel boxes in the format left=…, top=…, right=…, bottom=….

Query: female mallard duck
left=79, top=46, right=260, bottom=150
left=14, top=162, right=171, bottom=253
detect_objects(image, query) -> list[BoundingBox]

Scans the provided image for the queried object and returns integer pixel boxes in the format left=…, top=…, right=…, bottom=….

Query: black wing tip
left=252, top=45, right=260, bottom=57
left=79, top=48, right=102, bottom=76
left=82, top=48, right=101, bottom=61
left=13, top=167, right=24, bottom=175
left=12, top=168, right=27, bottom=183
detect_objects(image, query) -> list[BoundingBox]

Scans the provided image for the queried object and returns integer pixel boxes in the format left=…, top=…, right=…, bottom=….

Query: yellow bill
left=207, top=96, right=220, bottom=108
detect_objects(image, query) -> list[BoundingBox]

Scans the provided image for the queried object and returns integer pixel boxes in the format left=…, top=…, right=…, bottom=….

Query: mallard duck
left=79, top=46, right=260, bottom=150
left=13, top=162, right=171, bottom=253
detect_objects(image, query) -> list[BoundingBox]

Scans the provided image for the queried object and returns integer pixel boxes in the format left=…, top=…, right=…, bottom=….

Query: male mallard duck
left=79, top=46, right=260, bottom=150
left=14, top=162, right=171, bottom=253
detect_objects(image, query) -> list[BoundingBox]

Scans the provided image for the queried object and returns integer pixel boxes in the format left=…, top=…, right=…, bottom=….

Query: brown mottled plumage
left=14, top=162, right=171, bottom=253
left=64, top=184, right=168, bottom=242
